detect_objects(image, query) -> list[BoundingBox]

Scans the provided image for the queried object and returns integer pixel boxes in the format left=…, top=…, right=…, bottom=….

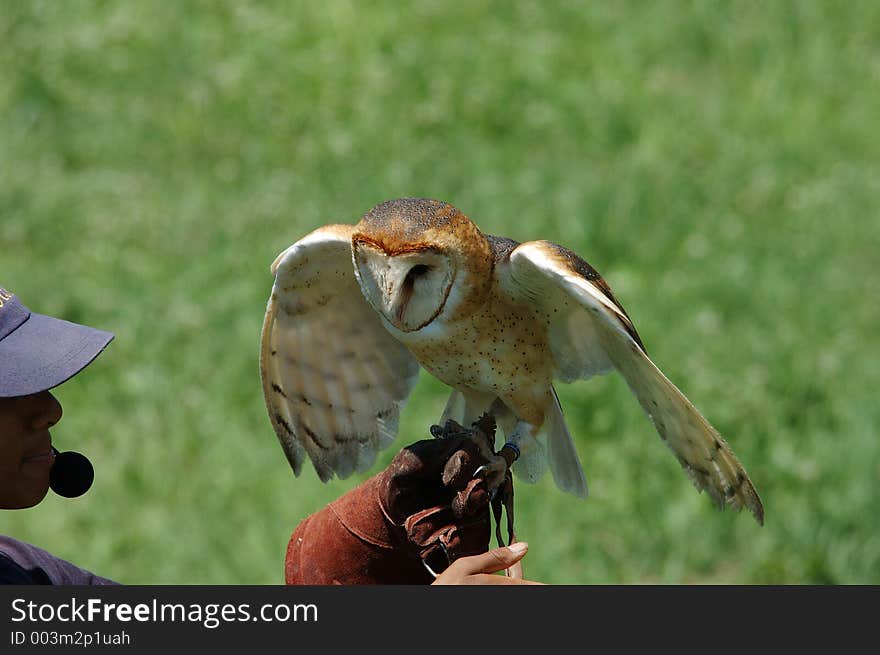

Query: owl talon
left=473, top=454, right=509, bottom=495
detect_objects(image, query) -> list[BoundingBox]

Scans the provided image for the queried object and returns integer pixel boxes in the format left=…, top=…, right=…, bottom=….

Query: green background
left=2, top=1, right=878, bottom=584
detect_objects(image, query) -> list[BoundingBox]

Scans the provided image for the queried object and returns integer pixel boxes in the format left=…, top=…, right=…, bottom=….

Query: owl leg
left=503, top=419, right=538, bottom=463
left=473, top=417, right=529, bottom=495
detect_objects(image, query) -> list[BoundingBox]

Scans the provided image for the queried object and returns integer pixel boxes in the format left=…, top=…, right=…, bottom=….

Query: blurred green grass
left=1, top=0, right=878, bottom=584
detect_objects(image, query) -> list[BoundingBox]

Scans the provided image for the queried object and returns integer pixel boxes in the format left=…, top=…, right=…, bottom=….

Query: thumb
left=454, top=542, right=529, bottom=575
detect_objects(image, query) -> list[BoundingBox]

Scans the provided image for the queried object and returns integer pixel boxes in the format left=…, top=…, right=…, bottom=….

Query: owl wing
left=260, top=224, right=421, bottom=482
left=503, top=240, right=764, bottom=524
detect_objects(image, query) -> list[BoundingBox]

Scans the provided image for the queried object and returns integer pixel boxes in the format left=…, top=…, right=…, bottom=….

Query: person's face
left=0, top=391, right=62, bottom=509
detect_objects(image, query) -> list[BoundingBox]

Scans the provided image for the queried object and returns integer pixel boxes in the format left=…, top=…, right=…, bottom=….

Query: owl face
left=352, top=240, right=457, bottom=333
left=351, top=198, right=495, bottom=332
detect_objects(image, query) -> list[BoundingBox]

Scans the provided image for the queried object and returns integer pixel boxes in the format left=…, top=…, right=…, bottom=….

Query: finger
left=454, top=542, right=529, bottom=575
left=506, top=558, right=524, bottom=579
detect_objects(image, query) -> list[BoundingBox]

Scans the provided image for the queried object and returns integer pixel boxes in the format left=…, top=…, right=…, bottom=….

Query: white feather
left=260, top=225, right=421, bottom=482
left=503, top=240, right=763, bottom=521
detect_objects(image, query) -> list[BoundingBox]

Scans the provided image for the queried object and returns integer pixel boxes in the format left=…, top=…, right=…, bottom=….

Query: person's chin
left=1, top=485, right=49, bottom=509
left=18, top=464, right=53, bottom=508
left=24, top=489, right=49, bottom=508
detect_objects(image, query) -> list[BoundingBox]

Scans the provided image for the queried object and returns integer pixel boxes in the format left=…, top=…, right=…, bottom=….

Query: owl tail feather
left=601, top=331, right=765, bottom=525
left=441, top=389, right=588, bottom=498
left=543, top=388, right=589, bottom=498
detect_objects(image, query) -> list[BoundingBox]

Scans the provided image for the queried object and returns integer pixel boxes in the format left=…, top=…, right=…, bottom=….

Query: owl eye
left=408, top=264, right=431, bottom=278
left=400, top=264, right=432, bottom=301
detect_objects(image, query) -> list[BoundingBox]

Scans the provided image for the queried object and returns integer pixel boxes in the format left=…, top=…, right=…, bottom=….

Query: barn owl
left=260, top=198, right=764, bottom=524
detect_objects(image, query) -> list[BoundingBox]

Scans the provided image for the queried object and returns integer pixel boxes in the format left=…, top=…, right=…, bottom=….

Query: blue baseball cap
left=0, top=287, right=114, bottom=398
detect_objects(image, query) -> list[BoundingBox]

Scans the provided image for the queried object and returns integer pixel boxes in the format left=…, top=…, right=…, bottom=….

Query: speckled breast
left=403, top=290, right=554, bottom=398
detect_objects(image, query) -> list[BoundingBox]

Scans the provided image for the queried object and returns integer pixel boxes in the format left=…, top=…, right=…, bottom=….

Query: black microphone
left=50, top=448, right=94, bottom=498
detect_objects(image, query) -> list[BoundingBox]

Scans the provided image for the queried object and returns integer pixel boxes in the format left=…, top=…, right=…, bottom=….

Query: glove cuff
left=285, top=472, right=433, bottom=585
left=328, top=473, right=401, bottom=549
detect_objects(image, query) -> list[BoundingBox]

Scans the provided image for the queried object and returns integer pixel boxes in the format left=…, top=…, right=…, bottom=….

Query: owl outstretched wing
left=260, top=224, right=421, bottom=482
left=502, top=240, right=764, bottom=524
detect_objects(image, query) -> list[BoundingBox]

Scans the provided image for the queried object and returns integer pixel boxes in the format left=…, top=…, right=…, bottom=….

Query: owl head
left=351, top=198, right=492, bottom=333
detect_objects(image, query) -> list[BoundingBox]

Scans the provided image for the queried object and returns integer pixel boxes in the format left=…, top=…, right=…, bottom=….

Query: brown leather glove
left=285, top=426, right=492, bottom=584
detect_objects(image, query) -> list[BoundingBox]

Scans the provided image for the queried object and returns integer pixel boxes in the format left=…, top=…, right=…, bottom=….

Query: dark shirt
left=0, top=535, right=117, bottom=585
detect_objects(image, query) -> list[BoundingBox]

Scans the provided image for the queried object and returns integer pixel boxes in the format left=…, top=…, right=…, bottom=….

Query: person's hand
left=381, top=427, right=495, bottom=575
left=286, top=419, right=516, bottom=585
left=431, top=542, right=543, bottom=585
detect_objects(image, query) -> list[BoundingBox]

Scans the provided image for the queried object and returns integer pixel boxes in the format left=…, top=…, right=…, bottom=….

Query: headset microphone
left=49, top=448, right=95, bottom=498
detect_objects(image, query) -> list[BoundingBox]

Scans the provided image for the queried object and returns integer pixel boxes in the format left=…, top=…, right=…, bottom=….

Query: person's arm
left=0, top=535, right=117, bottom=585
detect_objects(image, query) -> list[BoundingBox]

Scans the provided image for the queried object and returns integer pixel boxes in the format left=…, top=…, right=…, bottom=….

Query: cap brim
left=0, top=312, right=114, bottom=398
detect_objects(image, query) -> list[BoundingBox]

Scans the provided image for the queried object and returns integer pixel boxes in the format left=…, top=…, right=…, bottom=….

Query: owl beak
left=382, top=276, right=408, bottom=326
left=352, top=243, right=410, bottom=328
